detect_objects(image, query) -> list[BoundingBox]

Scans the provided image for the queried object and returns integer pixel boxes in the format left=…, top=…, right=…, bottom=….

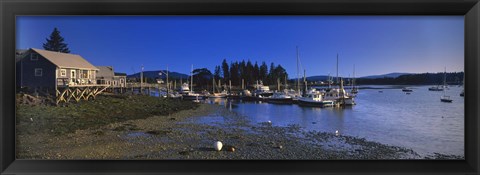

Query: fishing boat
left=298, top=91, right=334, bottom=107
left=252, top=81, right=273, bottom=99
left=440, top=67, right=453, bottom=103
left=268, top=92, right=293, bottom=104
left=182, top=65, right=205, bottom=101
left=322, top=78, right=355, bottom=106
left=402, top=87, right=413, bottom=92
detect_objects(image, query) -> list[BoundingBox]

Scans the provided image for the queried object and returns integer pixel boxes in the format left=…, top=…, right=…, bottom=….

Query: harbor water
left=201, top=85, right=464, bottom=157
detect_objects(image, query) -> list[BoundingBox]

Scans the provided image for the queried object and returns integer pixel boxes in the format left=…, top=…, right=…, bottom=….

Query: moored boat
left=440, top=67, right=453, bottom=103
left=268, top=92, right=293, bottom=104
left=298, top=92, right=334, bottom=107
left=182, top=64, right=205, bottom=101
left=402, top=87, right=413, bottom=92
left=428, top=85, right=444, bottom=91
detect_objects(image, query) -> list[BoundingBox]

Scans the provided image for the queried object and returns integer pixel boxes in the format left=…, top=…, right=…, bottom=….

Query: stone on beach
left=214, top=141, right=223, bottom=151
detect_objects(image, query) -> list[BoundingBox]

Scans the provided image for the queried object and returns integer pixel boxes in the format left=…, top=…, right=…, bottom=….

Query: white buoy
left=267, top=120, right=272, bottom=124
left=214, top=141, right=223, bottom=151
left=335, top=130, right=339, bottom=136
left=30, top=118, right=33, bottom=122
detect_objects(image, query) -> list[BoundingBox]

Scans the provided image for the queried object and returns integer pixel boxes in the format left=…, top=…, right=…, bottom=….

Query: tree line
left=215, top=59, right=288, bottom=87
left=356, top=72, right=464, bottom=85
left=190, top=59, right=288, bottom=90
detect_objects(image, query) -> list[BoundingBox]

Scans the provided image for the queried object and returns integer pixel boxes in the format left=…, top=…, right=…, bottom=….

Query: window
left=71, top=70, right=76, bottom=78
left=34, top=68, right=43, bottom=77
left=60, top=69, right=66, bottom=77
left=30, top=53, right=39, bottom=61
left=81, top=70, right=88, bottom=79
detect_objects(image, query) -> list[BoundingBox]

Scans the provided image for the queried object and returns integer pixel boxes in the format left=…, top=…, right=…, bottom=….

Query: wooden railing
left=56, top=78, right=97, bottom=87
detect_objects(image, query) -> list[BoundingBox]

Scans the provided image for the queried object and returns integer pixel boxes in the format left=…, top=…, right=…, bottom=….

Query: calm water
left=203, top=85, right=464, bottom=157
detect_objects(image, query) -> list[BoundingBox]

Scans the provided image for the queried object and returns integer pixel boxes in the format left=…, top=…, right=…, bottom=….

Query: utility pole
left=191, top=64, right=193, bottom=92
left=140, top=64, right=144, bottom=92
left=166, top=65, right=169, bottom=95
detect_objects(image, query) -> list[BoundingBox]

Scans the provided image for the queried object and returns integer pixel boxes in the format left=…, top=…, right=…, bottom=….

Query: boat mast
left=336, top=53, right=339, bottom=85
left=304, top=69, right=307, bottom=95
left=296, top=46, right=300, bottom=95
left=353, top=64, right=355, bottom=89
left=191, top=64, right=193, bottom=92
left=443, top=67, right=446, bottom=96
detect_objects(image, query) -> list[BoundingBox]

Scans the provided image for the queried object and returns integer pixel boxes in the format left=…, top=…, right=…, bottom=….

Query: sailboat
left=440, top=67, right=453, bottom=103
left=351, top=64, right=358, bottom=94
left=210, top=78, right=227, bottom=98
left=182, top=65, right=203, bottom=102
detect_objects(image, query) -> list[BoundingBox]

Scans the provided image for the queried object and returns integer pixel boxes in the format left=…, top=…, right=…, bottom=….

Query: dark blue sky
left=16, top=16, right=464, bottom=77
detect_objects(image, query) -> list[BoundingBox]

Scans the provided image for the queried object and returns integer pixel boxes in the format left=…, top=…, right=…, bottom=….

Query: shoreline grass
left=16, top=94, right=198, bottom=136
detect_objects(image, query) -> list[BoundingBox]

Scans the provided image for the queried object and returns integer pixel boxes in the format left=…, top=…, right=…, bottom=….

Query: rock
left=227, top=146, right=236, bottom=152
left=214, top=141, right=223, bottom=151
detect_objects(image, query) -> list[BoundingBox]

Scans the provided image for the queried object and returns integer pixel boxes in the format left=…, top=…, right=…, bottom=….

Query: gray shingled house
left=96, top=66, right=127, bottom=88
left=16, top=48, right=99, bottom=90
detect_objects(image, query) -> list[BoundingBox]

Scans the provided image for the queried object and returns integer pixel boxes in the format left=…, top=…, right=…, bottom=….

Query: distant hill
left=360, top=72, right=412, bottom=79
left=127, top=70, right=189, bottom=80
left=289, top=72, right=411, bottom=82
left=305, top=76, right=330, bottom=82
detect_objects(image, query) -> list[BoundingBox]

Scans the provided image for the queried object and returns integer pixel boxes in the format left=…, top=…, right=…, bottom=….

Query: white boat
left=441, top=67, right=453, bottom=103
left=428, top=85, right=444, bottom=91
left=182, top=65, right=204, bottom=101
left=268, top=92, right=293, bottom=104
left=210, top=78, right=227, bottom=98
left=323, top=79, right=355, bottom=106
left=298, top=91, right=334, bottom=107
left=241, top=89, right=257, bottom=101
left=211, top=90, right=228, bottom=98
left=402, top=87, right=413, bottom=92
left=253, top=81, right=273, bottom=98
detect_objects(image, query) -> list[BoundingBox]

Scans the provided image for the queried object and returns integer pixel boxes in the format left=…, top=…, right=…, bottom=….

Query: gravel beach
left=16, top=101, right=463, bottom=160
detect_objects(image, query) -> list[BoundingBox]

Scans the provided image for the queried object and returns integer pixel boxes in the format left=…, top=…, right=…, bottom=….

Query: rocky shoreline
left=16, top=97, right=464, bottom=160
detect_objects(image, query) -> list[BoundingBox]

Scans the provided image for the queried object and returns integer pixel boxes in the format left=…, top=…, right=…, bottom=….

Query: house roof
left=31, top=48, right=99, bottom=70
left=96, top=66, right=115, bottom=78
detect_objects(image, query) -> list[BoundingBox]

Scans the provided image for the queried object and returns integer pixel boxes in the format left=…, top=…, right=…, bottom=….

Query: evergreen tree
left=253, top=62, right=260, bottom=83
left=239, top=60, right=247, bottom=84
left=43, top=27, right=71, bottom=53
left=230, top=62, right=240, bottom=86
left=259, top=62, right=268, bottom=83
left=222, top=59, right=230, bottom=83
left=246, top=60, right=254, bottom=85
left=214, top=66, right=222, bottom=80
left=267, top=62, right=276, bottom=84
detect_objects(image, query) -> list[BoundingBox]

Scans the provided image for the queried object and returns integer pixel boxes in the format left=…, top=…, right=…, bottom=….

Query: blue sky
left=16, top=16, right=464, bottom=77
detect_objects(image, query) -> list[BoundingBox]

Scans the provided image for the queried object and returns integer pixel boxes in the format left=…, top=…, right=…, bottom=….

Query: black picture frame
left=1, top=0, right=479, bottom=174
